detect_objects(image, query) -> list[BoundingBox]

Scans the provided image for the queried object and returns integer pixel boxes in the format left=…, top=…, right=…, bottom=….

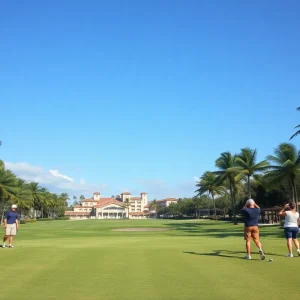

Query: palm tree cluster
left=0, top=160, right=69, bottom=223
left=195, top=143, right=300, bottom=223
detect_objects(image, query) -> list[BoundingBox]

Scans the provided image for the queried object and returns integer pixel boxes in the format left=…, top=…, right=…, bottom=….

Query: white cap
left=246, top=199, right=255, bottom=206
left=11, top=204, right=17, bottom=208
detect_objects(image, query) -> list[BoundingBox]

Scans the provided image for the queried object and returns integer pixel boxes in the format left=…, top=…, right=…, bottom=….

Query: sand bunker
left=112, top=227, right=169, bottom=232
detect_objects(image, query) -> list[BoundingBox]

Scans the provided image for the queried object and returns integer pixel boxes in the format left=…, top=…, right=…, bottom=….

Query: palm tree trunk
left=212, top=193, right=217, bottom=220
left=293, top=178, right=299, bottom=212
left=247, top=175, right=251, bottom=199
left=230, top=182, right=237, bottom=225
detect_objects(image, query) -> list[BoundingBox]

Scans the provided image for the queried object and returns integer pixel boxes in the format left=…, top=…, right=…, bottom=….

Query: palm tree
left=28, top=182, right=46, bottom=218
left=230, top=148, right=269, bottom=198
left=0, top=160, right=4, bottom=170
left=215, top=152, right=239, bottom=224
left=290, top=107, right=300, bottom=140
left=266, top=143, right=300, bottom=212
left=149, top=199, right=159, bottom=218
left=195, top=171, right=226, bottom=220
left=0, top=168, right=18, bottom=224
left=14, top=179, right=33, bottom=216
left=192, top=195, right=210, bottom=218
left=124, top=197, right=131, bottom=219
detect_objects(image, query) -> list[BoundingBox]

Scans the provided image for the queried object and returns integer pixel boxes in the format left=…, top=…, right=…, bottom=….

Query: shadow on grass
left=165, top=222, right=284, bottom=239
left=183, top=249, right=266, bottom=261
left=184, top=249, right=287, bottom=259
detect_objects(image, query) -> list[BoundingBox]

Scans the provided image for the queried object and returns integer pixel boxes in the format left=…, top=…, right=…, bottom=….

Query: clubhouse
left=65, top=192, right=178, bottom=220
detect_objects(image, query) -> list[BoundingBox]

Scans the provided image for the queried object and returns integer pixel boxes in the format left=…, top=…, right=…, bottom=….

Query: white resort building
left=65, top=192, right=149, bottom=219
left=65, top=192, right=179, bottom=220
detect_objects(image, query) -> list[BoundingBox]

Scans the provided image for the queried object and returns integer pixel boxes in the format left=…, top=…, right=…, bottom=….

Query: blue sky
left=1, top=0, right=300, bottom=200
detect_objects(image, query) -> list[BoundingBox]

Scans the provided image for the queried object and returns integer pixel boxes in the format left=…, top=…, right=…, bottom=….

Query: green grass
left=1, top=219, right=299, bottom=300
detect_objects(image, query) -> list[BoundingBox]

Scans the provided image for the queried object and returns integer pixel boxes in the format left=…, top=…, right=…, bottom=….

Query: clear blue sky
left=1, top=0, right=300, bottom=199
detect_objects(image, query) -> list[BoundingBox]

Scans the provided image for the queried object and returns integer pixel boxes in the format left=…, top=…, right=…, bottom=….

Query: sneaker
left=244, top=255, right=252, bottom=260
left=8, top=245, right=14, bottom=248
left=297, top=250, right=300, bottom=257
left=286, top=253, right=294, bottom=257
left=2, top=244, right=6, bottom=248
left=259, top=250, right=265, bottom=260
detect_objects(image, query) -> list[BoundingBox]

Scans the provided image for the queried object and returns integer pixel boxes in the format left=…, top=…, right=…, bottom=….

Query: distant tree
left=193, top=196, right=210, bottom=218
left=195, top=171, right=226, bottom=220
left=111, top=195, right=115, bottom=198
left=13, top=179, right=33, bottom=216
left=79, top=195, right=85, bottom=201
left=149, top=199, right=159, bottom=217
left=124, top=198, right=131, bottom=219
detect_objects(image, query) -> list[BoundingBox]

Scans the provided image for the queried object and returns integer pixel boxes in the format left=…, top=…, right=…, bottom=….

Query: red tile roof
left=81, top=199, right=98, bottom=202
left=65, top=211, right=90, bottom=216
left=74, top=205, right=92, bottom=208
left=129, top=212, right=149, bottom=216
left=121, top=192, right=131, bottom=195
left=96, top=199, right=126, bottom=208
left=93, top=192, right=100, bottom=195
left=140, top=192, right=148, bottom=194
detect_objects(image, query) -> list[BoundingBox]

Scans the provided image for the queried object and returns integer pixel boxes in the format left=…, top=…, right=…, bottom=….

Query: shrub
left=37, top=218, right=55, bottom=221
left=20, top=218, right=37, bottom=224
left=37, top=217, right=69, bottom=221
left=55, top=216, right=69, bottom=220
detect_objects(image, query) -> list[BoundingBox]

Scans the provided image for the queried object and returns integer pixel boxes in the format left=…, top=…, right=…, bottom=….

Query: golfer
left=278, top=202, right=300, bottom=257
left=2, top=204, right=19, bottom=248
left=241, top=199, right=265, bottom=260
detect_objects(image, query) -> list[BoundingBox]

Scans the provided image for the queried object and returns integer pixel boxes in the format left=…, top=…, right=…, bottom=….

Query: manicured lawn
left=1, top=219, right=299, bottom=300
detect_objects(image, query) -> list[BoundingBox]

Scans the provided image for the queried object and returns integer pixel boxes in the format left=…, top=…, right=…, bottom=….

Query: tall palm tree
left=266, top=143, right=300, bottom=212
left=195, top=171, right=226, bottom=220
left=124, top=197, right=131, bottom=219
left=215, top=152, right=239, bottom=224
left=149, top=199, right=159, bottom=218
left=28, top=182, right=46, bottom=218
left=230, top=148, right=269, bottom=198
left=0, top=169, right=18, bottom=224
left=14, top=179, right=33, bottom=216
left=290, top=107, right=300, bottom=140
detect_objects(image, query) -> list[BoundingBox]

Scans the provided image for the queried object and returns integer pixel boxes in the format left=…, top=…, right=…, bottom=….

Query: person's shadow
left=183, top=249, right=284, bottom=260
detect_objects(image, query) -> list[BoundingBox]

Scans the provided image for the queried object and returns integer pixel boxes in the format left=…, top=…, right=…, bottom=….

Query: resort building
left=65, top=192, right=149, bottom=219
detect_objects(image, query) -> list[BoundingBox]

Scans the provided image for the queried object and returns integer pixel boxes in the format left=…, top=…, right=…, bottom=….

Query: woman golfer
left=278, top=202, right=300, bottom=257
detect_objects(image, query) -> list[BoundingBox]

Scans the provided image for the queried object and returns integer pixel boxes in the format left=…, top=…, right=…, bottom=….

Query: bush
left=55, top=216, right=69, bottom=220
left=20, top=218, right=37, bottom=224
left=37, top=217, right=69, bottom=221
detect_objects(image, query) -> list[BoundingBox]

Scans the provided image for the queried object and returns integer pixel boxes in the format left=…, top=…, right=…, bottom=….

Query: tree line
left=0, top=160, right=69, bottom=223
left=156, top=143, right=300, bottom=224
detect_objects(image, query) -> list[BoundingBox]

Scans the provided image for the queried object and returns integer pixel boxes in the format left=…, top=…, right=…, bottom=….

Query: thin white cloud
left=4, top=161, right=108, bottom=198
left=49, top=170, right=74, bottom=182
left=194, top=176, right=200, bottom=182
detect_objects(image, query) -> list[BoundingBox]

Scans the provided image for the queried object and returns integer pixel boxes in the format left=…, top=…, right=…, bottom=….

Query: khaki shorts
left=5, top=224, right=17, bottom=236
left=244, top=226, right=259, bottom=241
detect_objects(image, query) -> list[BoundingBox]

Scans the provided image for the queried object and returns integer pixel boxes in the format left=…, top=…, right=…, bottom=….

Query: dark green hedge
left=20, top=219, right=37, bottom=224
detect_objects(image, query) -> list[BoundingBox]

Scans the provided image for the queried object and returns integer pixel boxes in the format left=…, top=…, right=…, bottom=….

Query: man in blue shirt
left=241, top=199, right=265, bottom=260
left=2, top=204, right=19, bottom=248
